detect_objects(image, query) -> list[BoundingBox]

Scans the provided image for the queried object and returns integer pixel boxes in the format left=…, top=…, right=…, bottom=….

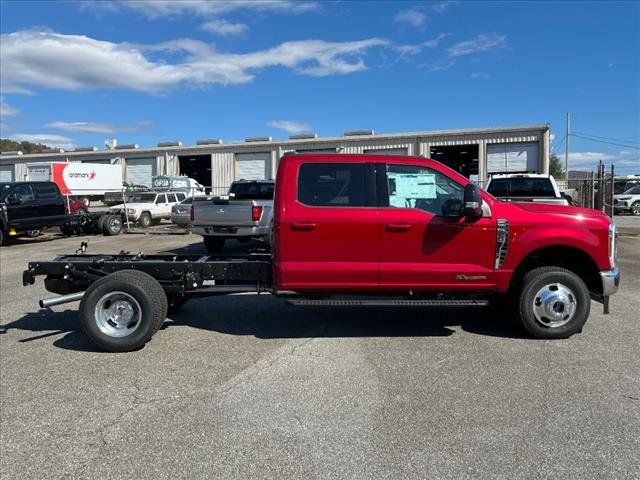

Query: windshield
left=128, top=193, right=157, bottom=203
left=487, top=178, right=556, bottom=197
left=622, top=186, right=640, bottom=195
left=229, top=182, right=274, bottom=200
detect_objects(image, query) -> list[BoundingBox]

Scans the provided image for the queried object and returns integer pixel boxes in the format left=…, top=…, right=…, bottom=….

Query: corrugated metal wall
left=211, top=152, right=234, bottom=193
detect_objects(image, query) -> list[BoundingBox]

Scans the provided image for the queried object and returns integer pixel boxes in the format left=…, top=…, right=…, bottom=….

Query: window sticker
left=389, top=173, right=437, bottom=203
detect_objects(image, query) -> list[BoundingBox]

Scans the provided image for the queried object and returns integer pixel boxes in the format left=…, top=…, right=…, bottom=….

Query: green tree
left=549, top=153, right=565, bottom=178
left=0, top=139, right=50, bottom=154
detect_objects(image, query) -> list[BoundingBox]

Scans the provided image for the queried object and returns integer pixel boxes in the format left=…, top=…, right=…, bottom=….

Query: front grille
left=495, top=219, right=509, bottom=269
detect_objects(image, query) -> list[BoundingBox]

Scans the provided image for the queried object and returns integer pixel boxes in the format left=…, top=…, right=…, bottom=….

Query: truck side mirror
left=6, top=193, right=22, bottom=205
left=462, top=184, right=483, bottom=218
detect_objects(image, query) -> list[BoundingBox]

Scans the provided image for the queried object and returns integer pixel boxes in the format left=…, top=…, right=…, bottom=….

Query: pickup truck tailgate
left=194, top=199, right=266, bottom=226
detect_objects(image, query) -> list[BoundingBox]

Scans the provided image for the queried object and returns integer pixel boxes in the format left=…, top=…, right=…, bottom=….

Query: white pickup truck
left=110, top=191, right=186, bottom=227
left=485, top=174, right=570, bottom=206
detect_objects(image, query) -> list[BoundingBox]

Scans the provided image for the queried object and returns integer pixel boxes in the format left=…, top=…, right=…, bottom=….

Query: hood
left=511, top=202, right=607, bottom=217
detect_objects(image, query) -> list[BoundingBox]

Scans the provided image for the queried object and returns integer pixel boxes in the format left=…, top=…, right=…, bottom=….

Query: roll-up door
left=235, top=152, right=271, bottom=181
left=0, top=164, right=14, bottom=182
left=363, top=147, right=408, bottom=156
left=487, top=142, right=539, bottom=173
left=127, top=158, right=156, bottom=186
left=27, top=164, right=51, bottom=181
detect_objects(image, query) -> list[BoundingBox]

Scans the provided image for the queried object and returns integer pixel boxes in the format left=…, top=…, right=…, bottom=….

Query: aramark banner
left=51, top=162, right=122, bottom=195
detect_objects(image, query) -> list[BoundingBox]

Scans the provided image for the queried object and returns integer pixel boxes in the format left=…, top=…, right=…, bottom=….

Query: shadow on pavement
left=1, top=294, right=524, bottom=352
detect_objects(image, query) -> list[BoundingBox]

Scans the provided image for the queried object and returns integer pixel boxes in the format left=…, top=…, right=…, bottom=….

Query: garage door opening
left=430, top=145, right=479, bottom=179
left=179, top=155, right=211, bottom=188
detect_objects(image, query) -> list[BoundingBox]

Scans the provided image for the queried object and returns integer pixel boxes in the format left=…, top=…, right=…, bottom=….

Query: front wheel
left=517, top=266, right=590, bottom=339
left=79, top=270, right=168, bottom=352
left=631, top=201, right=640, bottom=216
left=102, top=215, right=123, bottom=236
left=138, top=212, right=152, bottom=228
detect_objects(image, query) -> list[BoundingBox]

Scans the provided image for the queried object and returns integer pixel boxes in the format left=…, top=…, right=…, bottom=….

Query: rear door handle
left=385, top=223, right=411, bottom=232
left=291, top=222, right=317, bottom=231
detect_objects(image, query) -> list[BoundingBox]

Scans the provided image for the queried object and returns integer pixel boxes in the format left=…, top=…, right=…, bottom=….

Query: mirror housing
left=462, top=184, right=483, bottom=218
left=6, top=193, right=22, bottom=205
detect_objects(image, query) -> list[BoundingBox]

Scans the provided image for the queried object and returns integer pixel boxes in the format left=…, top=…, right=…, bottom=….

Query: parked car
left=613, top=185, right=640, bottom=215
left=192, top=180, right=275, bottom=252
left=170, top=196, right=210, bottom=227
left=1, top=181, right=121, bottom=245
left=110, top=191, right=187, bottom=228
left=485, top=174, right=570, bottom=206
left=24, top=153, right=620, bottom=351
left=103, top=182, right=151, bottom=206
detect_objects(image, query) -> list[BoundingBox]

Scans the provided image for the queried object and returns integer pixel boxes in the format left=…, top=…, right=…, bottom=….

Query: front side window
left=386, top=164, right=464, bottom=216
left=13, top=184, right=36, bottom=201
left=297, top=163, right=369, bottom=207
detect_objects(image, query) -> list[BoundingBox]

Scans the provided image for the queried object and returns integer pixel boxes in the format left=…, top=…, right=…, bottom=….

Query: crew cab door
left=4, top=184, right=39, bottom=228
left=378, top=162, right=497, bottom=289
left=275, top=160, right=380, bottom=290
left=33, top=183, right=66, bottom=224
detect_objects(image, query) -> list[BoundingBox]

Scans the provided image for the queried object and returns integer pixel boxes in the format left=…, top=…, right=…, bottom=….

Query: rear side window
left=488, top=178, right=556, bottom=197
left=176, top=193, right=186, bottom=201
left=34, top=183, right=59, bottom=199
left=297, top=163, right=369, bottom=207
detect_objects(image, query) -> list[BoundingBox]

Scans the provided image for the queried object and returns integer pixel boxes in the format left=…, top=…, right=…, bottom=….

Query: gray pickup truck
left=485, top=174, right=571, bottom=206
left=192, top=180, right=274, bottom=252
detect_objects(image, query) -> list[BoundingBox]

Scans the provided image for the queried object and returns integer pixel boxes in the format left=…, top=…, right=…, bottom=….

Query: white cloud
left=1, top=30, right=388, bottom=94
left=45, top=121, right=148, bottom=134
left=0, top=97, right=19, bottom=117
left=394, top=8, right=427, bottom=28
left=566, top=151, right=640, bottom=174
left=268, top=120, right=312, bottom=134
left=10, top=133, right=76, bottom=150
left=396, top=33, right=448, bottom=56
left=447, top=33, right=507, bottom=57
left=432, top=1, right=458, bottom=13
left=201, top=19, right=248, bottom=36
left=470, top=72, right=491, bottom=80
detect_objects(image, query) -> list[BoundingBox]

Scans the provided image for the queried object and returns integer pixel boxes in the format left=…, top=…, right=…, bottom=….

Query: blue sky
left=1, top=0, right=638, bottom=174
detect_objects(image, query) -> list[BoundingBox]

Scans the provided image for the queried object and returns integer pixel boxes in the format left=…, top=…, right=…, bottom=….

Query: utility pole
left=565, top=112, right=570, bottom=182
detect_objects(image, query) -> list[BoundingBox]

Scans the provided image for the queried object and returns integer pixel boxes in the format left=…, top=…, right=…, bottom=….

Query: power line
left=572, top=131, right=640, bottom=146
left=571, top=133, right=640, bottom=150
left=551, top=134, right=566, bottom=154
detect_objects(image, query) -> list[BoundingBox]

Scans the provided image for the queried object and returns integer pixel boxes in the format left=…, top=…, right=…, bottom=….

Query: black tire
left=517, top=266, right=590, bottom=339
left=79, top=270, right=168, bottom=352
left=167, top=296, right=188, bottom=314
left=631, top=201, right=640, bottom=216
left=102, top=215, right=123, bottom=236
left=60, top=224, right=76, bottom=236
left=138, top=212, right=152, bottom=228
left=203, top=236, right=225, bottom=253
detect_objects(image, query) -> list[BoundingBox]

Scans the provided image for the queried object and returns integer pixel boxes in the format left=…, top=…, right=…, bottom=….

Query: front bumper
left=600, top=267, right=620, bottom=297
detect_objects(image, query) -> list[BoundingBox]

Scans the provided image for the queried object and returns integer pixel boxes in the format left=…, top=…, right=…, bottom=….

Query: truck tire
left=631, top=201, right=640, bottom=216
left=517, top=266, right=590, bottom=339
left=102, top=215, right=123, bottom=236
left=138, top=212, right=152, bottom=228
left=79, top=270, right=168, bottom=352
left=204, top=236, right=225, bottom=253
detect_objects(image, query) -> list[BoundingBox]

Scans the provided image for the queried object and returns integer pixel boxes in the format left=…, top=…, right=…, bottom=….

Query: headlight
left=608, top=223, right=618, bottom=269
left=126, top=208, right=136, bottom=214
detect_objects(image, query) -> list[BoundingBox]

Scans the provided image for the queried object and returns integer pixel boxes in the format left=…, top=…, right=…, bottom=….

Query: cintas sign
left=51, top=162, right=122, bottom=195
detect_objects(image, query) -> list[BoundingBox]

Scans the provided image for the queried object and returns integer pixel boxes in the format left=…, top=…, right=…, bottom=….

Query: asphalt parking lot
left=1, top=229, right=639, bottom=479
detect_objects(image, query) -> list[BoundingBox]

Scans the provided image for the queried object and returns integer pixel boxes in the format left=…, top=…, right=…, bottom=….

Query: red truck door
left=377, top=161, right=497, bottom=290
left=275, top=159, right=380, bottom=291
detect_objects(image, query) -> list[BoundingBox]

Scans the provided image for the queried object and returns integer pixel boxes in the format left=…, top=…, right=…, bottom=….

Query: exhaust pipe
left=39, top=292, right=85, bottom=309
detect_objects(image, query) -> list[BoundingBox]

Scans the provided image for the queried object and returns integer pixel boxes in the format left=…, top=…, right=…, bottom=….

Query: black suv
left=0, top=181, right=67, bottom=245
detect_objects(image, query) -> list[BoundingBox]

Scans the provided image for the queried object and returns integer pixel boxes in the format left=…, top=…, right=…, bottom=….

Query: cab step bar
left=287, top=299, right=489, bottom=307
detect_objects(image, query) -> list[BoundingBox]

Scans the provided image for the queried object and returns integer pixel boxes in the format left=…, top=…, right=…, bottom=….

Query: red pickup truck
left=24, top=154, right=620, bottom=351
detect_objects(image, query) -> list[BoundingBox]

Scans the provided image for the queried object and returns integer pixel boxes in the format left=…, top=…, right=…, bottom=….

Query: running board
left=287, top=299, right=489, bottom=307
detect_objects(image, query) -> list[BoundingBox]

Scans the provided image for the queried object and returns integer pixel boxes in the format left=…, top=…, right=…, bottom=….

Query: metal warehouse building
left=0, top=124, right=550, bottom=193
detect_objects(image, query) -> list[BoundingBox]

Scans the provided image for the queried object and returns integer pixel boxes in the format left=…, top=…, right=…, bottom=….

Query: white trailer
left=49, top=162, right=123, bottom=206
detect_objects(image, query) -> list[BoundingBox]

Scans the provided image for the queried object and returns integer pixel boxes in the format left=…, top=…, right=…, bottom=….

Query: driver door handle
left=292, top=222, right=316, bottom=231
left=386, top=223, right=411, bottom=232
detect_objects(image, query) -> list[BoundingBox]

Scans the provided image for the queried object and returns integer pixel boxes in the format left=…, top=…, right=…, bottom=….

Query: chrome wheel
left=532, top=283, right=576, bottom=328
left=94, top=291, right=142, bottom=338
left=631, top=202, right=640, bottom=216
